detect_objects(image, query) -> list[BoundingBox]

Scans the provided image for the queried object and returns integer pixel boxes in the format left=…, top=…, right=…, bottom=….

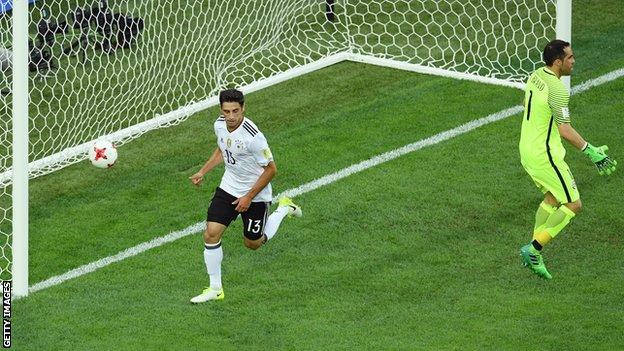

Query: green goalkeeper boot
left=520, top=244, right=552, bottom=280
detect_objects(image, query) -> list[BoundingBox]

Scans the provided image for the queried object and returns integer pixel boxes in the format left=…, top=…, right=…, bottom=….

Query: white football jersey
left=214, top=116, right=273, bottom=202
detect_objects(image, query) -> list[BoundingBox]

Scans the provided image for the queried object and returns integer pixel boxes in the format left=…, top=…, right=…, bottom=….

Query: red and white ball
left=89, top=139, right=117, bottom=168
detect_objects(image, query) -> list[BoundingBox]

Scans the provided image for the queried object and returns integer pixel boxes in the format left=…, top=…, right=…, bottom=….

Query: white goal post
left=5, top=0, right=571, bottom=297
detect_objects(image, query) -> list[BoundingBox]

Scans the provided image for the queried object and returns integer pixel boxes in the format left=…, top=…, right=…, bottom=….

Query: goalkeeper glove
left=582, top=143, right=617, bottom=175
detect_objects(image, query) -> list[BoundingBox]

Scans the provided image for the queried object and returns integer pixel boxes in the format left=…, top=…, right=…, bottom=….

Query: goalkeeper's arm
left=558, top=123, right=586, bottom=150
left=558, top=123, right=617, bottom=175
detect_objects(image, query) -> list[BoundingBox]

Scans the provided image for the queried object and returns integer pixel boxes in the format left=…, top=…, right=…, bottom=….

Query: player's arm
left=550, top=83, right=616, bottom=175
left=558, top=123, right=586, bottom=150
left=189, top=147, right=223, bottom=186
left=559, top=123, right=618, bottom=176
left=559, top=123, right=617, bottom=175
left=233, top=161, right=277, bottom=212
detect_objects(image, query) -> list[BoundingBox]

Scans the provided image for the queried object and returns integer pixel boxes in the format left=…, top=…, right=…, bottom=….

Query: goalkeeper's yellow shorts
left=523, top=161, right=580, bottom=204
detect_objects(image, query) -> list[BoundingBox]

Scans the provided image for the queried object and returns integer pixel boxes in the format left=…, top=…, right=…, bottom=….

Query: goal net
left=1, top=0, right=558, bottom=292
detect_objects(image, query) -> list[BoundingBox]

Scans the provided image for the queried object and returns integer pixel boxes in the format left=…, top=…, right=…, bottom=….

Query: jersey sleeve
left=214, top=115, right=225, bottom=136
left=248, top=132, right=273, bottom=166
left=548, top=83, right=571, bottom=125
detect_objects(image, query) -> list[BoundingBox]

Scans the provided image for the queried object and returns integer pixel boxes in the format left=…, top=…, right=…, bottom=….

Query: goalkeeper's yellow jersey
left=519, top=67, right=571, bottom=169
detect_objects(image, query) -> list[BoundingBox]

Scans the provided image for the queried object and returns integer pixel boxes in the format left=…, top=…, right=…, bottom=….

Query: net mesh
left=344, top=0, right=555, bottom=82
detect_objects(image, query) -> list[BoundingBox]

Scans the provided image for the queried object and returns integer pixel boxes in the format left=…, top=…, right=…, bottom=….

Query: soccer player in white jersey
left=188, top=89, right=302, bottom=303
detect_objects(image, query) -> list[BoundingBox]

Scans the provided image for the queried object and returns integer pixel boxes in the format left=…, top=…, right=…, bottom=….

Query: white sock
left=264, top=206, right=289, bottom=241
left=203, top=242, right=223, bottom=291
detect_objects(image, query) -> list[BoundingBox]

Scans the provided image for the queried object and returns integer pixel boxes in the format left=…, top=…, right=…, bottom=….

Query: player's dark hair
left=543, top=39, right=570, bottom=66
left=219, top=89, right=244, bottom=107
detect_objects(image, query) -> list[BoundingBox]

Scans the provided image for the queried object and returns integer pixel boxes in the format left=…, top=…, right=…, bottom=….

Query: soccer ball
left=89, top=139, right=117, bottom=168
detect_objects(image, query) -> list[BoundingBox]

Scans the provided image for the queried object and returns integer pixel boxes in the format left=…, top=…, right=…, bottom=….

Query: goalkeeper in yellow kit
left=519, top=39, right=617, bottom=279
